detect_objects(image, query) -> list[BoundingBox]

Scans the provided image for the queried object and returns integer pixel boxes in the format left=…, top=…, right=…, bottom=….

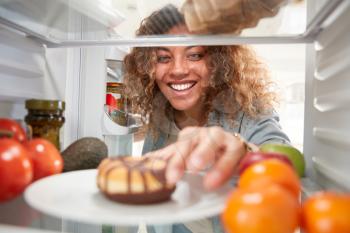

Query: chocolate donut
left=97, top=156, right=176, bottom=204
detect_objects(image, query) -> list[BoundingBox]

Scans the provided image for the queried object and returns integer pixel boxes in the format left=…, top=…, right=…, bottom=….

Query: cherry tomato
left=0, top=118, right=27, bottom=142
left=24, top=138, right=63, bottom=181
left=222, top=180, right=300, bottom=233
left=0, top=139, right=33, bottom=202
left=302, top=192, right=350, bottom=233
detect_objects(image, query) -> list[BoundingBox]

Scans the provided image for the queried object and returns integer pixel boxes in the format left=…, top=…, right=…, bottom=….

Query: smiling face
left=154, top=25, right=210, bottom=115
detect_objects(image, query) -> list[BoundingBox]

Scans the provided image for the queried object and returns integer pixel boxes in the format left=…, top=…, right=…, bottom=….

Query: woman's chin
left=170, top=101, right=195, bottom=112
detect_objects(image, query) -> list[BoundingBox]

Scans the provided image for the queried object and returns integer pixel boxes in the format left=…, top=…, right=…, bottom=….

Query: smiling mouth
left=169, top=82, right=197, bottom=91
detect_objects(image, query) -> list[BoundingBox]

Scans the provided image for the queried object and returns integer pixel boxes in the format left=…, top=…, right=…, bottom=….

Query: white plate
left=24, top=169, right=232, bottom=226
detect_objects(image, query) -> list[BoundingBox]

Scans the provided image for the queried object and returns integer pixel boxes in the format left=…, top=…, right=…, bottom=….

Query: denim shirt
left=142, top=110, right=290, bottom=233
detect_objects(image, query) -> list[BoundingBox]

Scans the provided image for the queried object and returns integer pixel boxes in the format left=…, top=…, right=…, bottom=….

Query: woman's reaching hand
left=145, top=126, right=247, bottom=190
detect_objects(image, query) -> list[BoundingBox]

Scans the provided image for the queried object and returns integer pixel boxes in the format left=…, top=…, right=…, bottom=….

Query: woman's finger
left=145, top=143, right=177, bottom=160
left=174, top=127, right=200, bottom=162
left=165, top=150, right=187, bottom=185
left=186, top=127, right=227, bottom=172
left=145, top=143, right=187, bottom=185
left=203, top=134, right=246, bottom=190
left=166, top=127, right=200, bottom=184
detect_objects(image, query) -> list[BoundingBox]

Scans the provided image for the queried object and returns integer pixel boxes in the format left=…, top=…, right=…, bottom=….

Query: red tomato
left=0, top=118, right=27, bottom=142
left=302, top=192, right=350, bottom=233
left=0, top=139, right=33, bottom=202
left=24, top=138, right=63, bottom=181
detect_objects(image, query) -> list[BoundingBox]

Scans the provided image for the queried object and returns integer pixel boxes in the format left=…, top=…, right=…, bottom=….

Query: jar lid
left=25, top=99, right=65, bottom=111
left=107, top=82, right=124, bottom=87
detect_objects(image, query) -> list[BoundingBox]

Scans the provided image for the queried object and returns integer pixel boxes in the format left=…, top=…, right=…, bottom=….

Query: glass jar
left=106, top=82, right=125, bottom=110
left=106, top=82, right=127, bottom=126
left=25, top=99, right=65, bottom=150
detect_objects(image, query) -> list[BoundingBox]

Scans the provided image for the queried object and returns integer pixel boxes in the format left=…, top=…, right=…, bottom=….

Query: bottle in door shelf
left=106, top=82, right=127, bottom=126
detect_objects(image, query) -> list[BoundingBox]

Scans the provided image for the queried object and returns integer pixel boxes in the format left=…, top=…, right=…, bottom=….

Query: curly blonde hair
left=123, top=5, right=278, bottom=136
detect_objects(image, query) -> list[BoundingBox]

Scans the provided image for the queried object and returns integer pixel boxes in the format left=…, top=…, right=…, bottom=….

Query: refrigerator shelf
left=313, top=127, right=350, bottom=148
left=301, top=177, right=323, bottom=198
left=312, top=157, right=350, bottom=191
left=0, top=224, right=61, bottom=233
left=313, top=90, right=350, bottom=112
left=0, top=0, right=346, bottom=47
left=106, top=67, right=119, bottom=80
left=0, top=57, right=43, bottom=79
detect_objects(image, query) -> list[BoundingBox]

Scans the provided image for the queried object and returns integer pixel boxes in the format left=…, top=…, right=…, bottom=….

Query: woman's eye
left=188, top=53, right=204, bottom=61
left=157, top=56, right=171, bottom=63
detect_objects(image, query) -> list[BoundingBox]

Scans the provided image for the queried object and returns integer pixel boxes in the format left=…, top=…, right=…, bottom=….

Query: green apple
left=259, top=143, right=305, bottom=177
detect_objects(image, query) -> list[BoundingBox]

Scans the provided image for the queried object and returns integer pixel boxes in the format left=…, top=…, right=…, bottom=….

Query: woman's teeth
left=170, top=82, right=195, bottom=91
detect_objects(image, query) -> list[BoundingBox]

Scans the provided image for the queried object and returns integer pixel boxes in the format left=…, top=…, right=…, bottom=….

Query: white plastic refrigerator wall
left=304, top=0, right=350, bottom=192
left=0, top=2, right=118, bottom=232
left=0, top=0, right=349, bottom=232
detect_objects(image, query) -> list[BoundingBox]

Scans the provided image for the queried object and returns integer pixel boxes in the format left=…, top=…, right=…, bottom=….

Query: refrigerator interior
left=0, top=0, right=350, bottom=232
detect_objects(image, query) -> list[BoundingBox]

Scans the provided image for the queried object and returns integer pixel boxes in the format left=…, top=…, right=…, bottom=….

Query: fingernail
left=166, top=169, right=181, bottom=185
left=204, top=171, right=221, bottom=190
left=189, top=156, right=202, bottom=169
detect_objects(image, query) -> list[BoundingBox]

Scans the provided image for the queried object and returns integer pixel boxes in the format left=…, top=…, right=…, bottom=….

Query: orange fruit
left=222, top=181, right=300, bottom=233
left=260, top=143, right=305, bottom=177
left=238, top=159, right=301, bottom=198
left=302, top=192, right=350, bottom=233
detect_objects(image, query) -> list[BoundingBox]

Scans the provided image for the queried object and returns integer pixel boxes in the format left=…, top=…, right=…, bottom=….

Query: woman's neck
left=174, top=104, right=207, bottom=130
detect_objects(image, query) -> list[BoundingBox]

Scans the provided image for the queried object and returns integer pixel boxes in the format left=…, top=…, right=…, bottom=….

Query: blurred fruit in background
left=61, top=137, right=107, bottom=172
left=238, top=159, right=300, bottom=198
left=302, top=192, right=350, bottom=233
left=24, top=138, right=63, bottom=181
left=0, top=139, right=33, bottom=202
left=222, top=180, right=300, bottom=233
left=0, top=118, right=64, bottom=203
left=0, top=118, right=27, bottom=143
left=260, top=143, right=305, bottom=177
left=238, top=151, right=293, bottom=175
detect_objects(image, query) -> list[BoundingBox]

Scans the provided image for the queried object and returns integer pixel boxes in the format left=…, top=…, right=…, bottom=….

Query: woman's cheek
left=154, top=65, right=168, bottom=81
left=191, top=63, right=210, bottom=85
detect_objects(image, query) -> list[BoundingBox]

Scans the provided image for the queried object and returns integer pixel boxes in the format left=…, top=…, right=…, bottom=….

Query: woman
left=123, top=4, right=290, bottom=232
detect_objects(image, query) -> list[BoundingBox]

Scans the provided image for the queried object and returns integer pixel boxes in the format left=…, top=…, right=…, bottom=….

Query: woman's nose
left=170, top=56, right=189, bottom=77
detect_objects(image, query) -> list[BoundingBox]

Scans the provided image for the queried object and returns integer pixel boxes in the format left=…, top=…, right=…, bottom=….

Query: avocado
left=62, top=137, right=108, bottom=172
